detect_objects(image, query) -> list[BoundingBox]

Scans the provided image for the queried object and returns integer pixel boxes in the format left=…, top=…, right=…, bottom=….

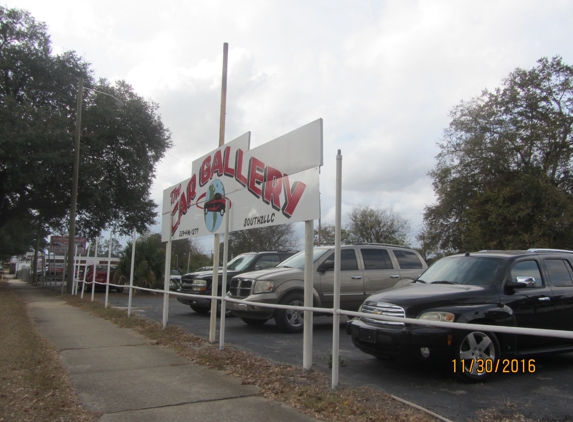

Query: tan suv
left=226, top=244, right=427, bottom=332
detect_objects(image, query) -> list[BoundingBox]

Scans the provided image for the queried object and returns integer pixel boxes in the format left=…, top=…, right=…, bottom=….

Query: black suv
left=347, top=249, right=573, bottom=382
left=176, top=251, right=297, bottom=314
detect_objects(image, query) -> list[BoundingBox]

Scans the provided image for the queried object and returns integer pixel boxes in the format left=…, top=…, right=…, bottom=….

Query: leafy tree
left=0, top=6, right=171, bottom=241
left=314, top=222, right=351, bottom=245
left=170, top=238, right=209, bottom=273
left=424, top=56, right=573, bottom=252
left=114, top=234, right=209, bottom=288
left=87, top=236, right=122, bottom=257
left=0, top=213, right=48, bottom=261
left=223, top=225, right=300, bottom=259
left=415, top=222, right=446, bottom=264
left=346, top=206, right=411, bottom=245
left=114, top=233, right=165, bottom=289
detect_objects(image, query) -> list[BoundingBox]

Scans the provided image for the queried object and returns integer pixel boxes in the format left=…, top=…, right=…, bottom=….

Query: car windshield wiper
left=413, top=279, right=426, bottom=283
left=430, top=280, right=458, bottom=285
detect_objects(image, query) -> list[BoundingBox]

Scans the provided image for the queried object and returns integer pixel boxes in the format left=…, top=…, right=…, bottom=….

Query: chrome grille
left=361, top=301, right=405, bottom=326
left=179, top=275, right=195, bottom=287
left=229, top=278, right=254, bottom=298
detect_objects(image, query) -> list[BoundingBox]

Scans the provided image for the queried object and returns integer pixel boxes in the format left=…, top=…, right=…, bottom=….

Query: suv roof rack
left=352, top=242, right=411, bottom=249
left=527, top=248, right=573, bottom=254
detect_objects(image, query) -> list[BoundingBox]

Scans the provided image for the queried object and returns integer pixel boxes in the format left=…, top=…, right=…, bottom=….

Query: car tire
left=454, top=329, right=500, bottom=383
left=116, top=287, right=124, bottom=293
left=190, top=304, right=209, bottom=314
left=240, top=317, right=269, bottom=326
left=217, top=302, right=233, bottom=317
left=274, top=292, right=305, bottom=333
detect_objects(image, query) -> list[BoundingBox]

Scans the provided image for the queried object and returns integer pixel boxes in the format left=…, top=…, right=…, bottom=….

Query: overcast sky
left=8, top=0, right=573, bottom=250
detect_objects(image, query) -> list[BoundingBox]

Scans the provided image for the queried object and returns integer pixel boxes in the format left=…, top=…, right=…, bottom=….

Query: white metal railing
left=74, top=280, right=573, bottom=355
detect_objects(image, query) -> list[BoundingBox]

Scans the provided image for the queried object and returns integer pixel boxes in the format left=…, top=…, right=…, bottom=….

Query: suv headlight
left=253, top=280, right=274, bottom=294
left=191, top=279, right=208, bottom=292
left=418, top=311, right=455, bottom=322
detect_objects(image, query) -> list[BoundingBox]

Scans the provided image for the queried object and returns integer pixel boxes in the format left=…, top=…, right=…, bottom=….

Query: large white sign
left=162, top=119, right=323, bottom=241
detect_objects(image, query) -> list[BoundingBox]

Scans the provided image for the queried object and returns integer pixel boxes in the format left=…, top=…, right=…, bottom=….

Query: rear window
left=361, top=248, right=394, bottom=269
left=322, top=249, right=359, bottom=271
left=393, top=250, right=424, bottom=269
left=545, top=259, right=573, bottom=287
left=256, top=255, right=281, bottom=269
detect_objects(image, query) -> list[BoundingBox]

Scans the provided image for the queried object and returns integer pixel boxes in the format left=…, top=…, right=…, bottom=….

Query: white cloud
left=9, top=0, right=573, bottom=248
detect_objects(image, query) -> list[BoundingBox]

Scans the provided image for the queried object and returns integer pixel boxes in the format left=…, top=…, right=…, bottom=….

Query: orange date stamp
left=452, top=358, right=536, bottom=374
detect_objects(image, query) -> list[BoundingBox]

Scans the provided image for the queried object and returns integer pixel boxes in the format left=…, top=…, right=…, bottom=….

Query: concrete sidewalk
left=8, top=278, right=317, bottom=422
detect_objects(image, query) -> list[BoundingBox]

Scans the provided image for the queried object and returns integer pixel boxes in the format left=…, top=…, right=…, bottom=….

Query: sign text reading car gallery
left=161, top=119, right=323, bottom=241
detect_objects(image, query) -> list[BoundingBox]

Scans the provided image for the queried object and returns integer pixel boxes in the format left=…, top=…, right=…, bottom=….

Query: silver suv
left=226, top=244, right=427, bottom=332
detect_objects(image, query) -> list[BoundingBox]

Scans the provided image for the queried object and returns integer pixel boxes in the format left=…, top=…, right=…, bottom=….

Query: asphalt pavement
left=7, top=277, right=318, bottom=422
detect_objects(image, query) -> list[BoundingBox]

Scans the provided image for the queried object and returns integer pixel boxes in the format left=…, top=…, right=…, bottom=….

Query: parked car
left=171, top=269, right=183, bottom=289
left=346, top=249, right=573, bottom=382
left=154, top=269, right=183, bottom=290
left=176, top=251, right=298, bottom=314
left=82, top=266, right=123, bottom=293
left=226, top=244, right=427, bottom=333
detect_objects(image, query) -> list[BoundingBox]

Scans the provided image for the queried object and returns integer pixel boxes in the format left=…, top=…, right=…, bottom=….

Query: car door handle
left=351, top=276, right=362, bottom=280
left=538, top=297, right=551, bottom=301
left=391, top=275, right=399, bottom=278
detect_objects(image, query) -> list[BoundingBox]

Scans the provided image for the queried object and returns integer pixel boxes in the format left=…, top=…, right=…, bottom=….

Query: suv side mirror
left=506, top=276, right=537, bottom=289
left=317, top=260, right=334, bottom=272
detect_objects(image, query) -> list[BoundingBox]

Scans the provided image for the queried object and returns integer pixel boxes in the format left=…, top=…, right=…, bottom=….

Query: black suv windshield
left=227, top=254, right=257, bottom=271
left=278, top=248, right=331, bottom=269
left=418, top=256, right=503, bottom=286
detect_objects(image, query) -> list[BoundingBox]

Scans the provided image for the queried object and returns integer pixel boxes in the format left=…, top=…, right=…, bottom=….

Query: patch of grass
left=0, top=280, right=98, bottom=422
left=327, top=353, right=346, bottom=369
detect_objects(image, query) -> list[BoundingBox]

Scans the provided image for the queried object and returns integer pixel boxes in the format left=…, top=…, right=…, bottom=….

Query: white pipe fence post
left=104, top=232, right=112, bottom=308
left=91, top=237, right=98, bottom=302
left=219, top=198, right=231, bottom=350
left=128, top=229, right=137, bottom=317
left=303, top=220, right=314, bottom=370
left=332, top=150, right=342, bottom=389
left=209, top=234, right=220, bottom=343
left=80, top=245, right=90, bottom=298
left=163, top=216, right=173, bottom=329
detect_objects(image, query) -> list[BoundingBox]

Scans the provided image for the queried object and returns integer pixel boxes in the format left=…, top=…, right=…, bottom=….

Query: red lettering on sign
left=235, top=149, right=248, bottom=187
left=248, top=157, right=265, bottom=198
left=178, top=190, right=189, bottom=224
left=282, top=174, right=306, bottom=218
left=186, top=175, right=196, bottom=203
left=263, top=166, right=282, bottom=211
left=170, top=185, right=181, bottom=205
left=223, top=146, right=235, bottom=177
left=212, top=149, right=224, bottom=177
left=200, top=156, right=211, bottom=187
left=171, top=201, right=180, bottom=234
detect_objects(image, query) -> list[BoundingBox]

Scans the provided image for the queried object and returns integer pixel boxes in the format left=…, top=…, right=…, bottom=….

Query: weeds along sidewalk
left=0, top=277, right=98, bottom=422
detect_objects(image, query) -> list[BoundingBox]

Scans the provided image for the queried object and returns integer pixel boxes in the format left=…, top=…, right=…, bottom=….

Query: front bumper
left=226, top=296, right=276, bottom=319
left=346, top=318, right=454, bottom=359
left=176, top=295, right=212, bottom=307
